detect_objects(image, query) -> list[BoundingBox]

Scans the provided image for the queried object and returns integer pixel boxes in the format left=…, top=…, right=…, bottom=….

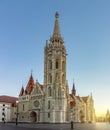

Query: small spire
left=46, top=40, right=48, bottom=44
left=19, top=85, right=24, bottom=96
left=90, top=92, right=93, bottom=99
left=106, top=109, right=109, bottom=115
left=25, top=73, right=34, bottom=94
left=72, top=79, right=76, bottom=96
left=53, top=11, right=61, bottom=37
left=72, top=79, right=75, bottom=90
left=46, top=40, right=48, bottom=46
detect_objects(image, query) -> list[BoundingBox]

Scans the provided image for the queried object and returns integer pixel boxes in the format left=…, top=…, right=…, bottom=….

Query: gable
left=31, top=82, right=43, bottom=95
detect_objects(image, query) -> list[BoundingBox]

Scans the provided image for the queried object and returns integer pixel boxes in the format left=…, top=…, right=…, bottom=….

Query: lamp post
left=71, top=111, right=74, bottom=129
left=15, top=100, right=19, bottom=125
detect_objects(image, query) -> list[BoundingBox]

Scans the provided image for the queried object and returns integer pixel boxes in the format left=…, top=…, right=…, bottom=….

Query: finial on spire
left=31, top=69, right=33, bottom=75
left=46, top=40, right=48, bottom=46
left=53, top=11, right=60, bottom=37
left=72, top=79, right=75, bottom=90
left=36, top=79, right=38, bottom=83
left=55, top=11, right=59, bottom=18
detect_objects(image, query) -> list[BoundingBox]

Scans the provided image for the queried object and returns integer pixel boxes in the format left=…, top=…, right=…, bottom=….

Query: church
left=18, top=12, right=95, bottom=123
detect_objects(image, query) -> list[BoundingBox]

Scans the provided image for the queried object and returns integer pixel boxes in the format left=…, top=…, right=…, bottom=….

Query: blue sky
left=0, top=0, right=110, bottom=116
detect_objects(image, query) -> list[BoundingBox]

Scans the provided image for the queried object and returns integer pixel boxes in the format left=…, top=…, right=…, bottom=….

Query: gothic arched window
left=48, top=74, right=52, bottom=83
left=48, top=113, right=50, bottom=118
left=48, top=100, right=50, bottom=109
left=48, top=87, right=52, bottom=96
left=62, top=61, right=65, bottom=71
left=49, top=60, right=52, bottom=69
left=56, top=60, right=59, bottom=69
left=62, top=74, right=65, bottom=84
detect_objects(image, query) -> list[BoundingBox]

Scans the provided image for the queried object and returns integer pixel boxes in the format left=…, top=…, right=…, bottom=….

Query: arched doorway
left=30, top=111, right=37, bottom=122
left=79, top=110, right=85, bottom=123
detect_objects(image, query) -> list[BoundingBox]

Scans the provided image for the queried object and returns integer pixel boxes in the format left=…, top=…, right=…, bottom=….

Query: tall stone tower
left=43, top=12, right=69, bottom=123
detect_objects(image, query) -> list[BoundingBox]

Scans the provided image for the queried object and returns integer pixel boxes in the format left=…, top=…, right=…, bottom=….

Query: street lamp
left=15, top=100, right=19, bottom=125
left=71, top=111, right=74, bottom=129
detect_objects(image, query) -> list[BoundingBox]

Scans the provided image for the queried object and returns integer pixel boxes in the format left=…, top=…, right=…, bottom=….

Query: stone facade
left=69, top=92, right=95, bottom=123
left=18, top=12, right=95, bottom=123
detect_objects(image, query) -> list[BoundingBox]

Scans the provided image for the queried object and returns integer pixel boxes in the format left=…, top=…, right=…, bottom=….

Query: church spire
left=72, top=80, right=76, bottom=96
left=25, top=74, right=34, bottom=94
left=50, top=12, right=64, bottom=45
left=53, top=11, right=61, bottom=37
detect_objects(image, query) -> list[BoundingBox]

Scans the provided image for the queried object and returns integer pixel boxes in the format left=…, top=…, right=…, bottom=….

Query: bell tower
left=43, top=12, right=68, bottom=123
left=44, top=12, right=67, bottom=89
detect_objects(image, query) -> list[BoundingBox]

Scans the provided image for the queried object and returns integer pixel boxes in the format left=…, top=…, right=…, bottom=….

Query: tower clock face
left=34, top=101, right=39, bottom=107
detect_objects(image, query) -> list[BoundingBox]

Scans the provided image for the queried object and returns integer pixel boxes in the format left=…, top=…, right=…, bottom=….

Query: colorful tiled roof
left=19, top=86, right=24, bottom=96
left=25, top=74, right=34, bottom=94
left=0, top=95, right=18, bottom=103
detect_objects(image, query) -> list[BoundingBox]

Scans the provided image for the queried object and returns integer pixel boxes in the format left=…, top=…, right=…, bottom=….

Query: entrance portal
left=30, top=111, right=37, bottom=122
